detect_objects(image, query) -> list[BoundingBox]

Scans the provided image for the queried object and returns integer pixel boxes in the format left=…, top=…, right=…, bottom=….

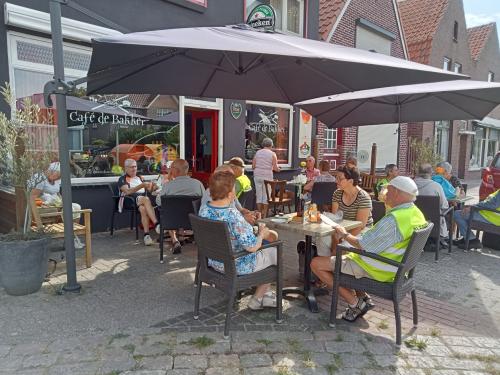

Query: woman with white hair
left=432, top=161, right=458, bottom=200
left=252, top=138, right=280, bottom=217
left=436, top=161, right=464, bottom=195
left=29, top=161, right=84, bottom=249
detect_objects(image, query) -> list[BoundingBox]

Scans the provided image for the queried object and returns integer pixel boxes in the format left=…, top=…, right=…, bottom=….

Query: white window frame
left=443, top=57, right=451, bottom=71
left=324, top=128, right=337, bottom=150
left=488, top=71, right=495, bottom=82
left=245, top=100, right=294, bottom=168
left=246, top=0, right=305, bottom=36
left=453, top=62, right=462, bottom=73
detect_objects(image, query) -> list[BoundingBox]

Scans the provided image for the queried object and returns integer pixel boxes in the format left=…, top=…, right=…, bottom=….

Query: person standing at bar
left=252, top=138, right=280, bottom=218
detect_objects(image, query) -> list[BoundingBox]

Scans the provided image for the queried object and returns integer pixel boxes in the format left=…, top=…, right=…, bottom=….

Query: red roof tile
left=319, top=0, right=348, bottom=41
left=398, top=0, right=448, bottom=64
left=468, top=23, right=495, bottom=61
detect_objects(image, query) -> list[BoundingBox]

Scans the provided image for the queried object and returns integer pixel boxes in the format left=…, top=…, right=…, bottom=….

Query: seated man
left=119, top=158, right=159, bottom=246
left=311, top=176, right=425, bottom=322
left=228, top=157, right=252, bottom=199
left=414, top=163, right=449, bottom=242
left=453, top=189, right=500, bottom=249
left=157, top=158, right=205, bottom=254
left=375, top=163, right=398, bottom=200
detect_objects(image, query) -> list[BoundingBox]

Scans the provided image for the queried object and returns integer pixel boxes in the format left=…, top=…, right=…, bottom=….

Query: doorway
left=184, top=109, right=218, bottom=185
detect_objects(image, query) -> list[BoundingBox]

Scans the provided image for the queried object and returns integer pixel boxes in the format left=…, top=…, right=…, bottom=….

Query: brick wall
left=318, top=0, right=408, bottom=172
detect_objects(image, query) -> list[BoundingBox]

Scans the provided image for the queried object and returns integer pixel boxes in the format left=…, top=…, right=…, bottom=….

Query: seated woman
left=316, top=166, right=373, bottom=257
left=199, top=171, right=278, bottom=311
left=435, top=161, right=462, bottom=198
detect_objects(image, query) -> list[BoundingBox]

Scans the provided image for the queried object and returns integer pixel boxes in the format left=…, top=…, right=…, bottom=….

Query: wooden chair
left=465, top=206, right=500, bottom=251
left=330, top=223, right=433, bottom=346
left=264, top=180, right=292, bottom=216
left=360, top=173, right=377, bottom=193
left=32, top=206, right=93, bottom=268
left=189, top=214, right=283, bottom=338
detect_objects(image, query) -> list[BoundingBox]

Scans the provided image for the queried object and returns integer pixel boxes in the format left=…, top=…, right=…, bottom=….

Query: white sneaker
left=74, top=236, right=84, bottom=250
left=155, top=223, right=161, bottom=234
left=143, top=234, right=153, bottom=246
left=247, top=296, right=263, bottom=311
left=262, top=291, right=277, bottom=308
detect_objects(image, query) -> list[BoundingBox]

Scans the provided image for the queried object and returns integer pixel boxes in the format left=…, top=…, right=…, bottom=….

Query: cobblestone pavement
left=2, top=181, right=500, bottom=374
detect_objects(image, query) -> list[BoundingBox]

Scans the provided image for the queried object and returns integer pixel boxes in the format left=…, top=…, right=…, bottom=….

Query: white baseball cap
left=388, top=176, right=418, bottom=197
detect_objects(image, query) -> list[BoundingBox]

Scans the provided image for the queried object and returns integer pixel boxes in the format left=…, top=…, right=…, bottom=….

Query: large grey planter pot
left=0, top=238, right=49, bottom=296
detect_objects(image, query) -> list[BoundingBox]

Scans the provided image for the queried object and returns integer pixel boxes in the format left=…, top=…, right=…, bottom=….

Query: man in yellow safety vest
left=453, top=189, right=500, bottom=250
left=311, top=176, right=426, bottom=322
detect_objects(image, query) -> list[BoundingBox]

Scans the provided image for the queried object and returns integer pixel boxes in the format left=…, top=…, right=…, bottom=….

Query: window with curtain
left=324, top=128, right=337, bottom=149
left=435, top=120, right=450, bottom=160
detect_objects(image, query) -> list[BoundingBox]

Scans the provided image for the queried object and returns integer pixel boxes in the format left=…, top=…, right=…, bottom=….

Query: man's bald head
left=171, top=159, right=189, bottom=176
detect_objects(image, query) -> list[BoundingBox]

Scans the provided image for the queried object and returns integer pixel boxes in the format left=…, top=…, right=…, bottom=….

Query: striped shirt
left=358, top=203, right=411, bottom=254
left=332, top=188, right=373, bottom=227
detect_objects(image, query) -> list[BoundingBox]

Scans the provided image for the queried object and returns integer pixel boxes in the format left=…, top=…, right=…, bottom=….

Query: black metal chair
left=465, top=206, right=500, bottom=251
left=330, top=223, right=433, bottom=346
left=415, top=195, right=453, bottom=261
left=192, top=198, right=202, bottom=215
left=108, top=182, right=139, bottom=241
left=189, top=214, right=283, bottom=338
left=159, top=195, right=200, bottom=263
left=311, top=182, right=337, bottom=210
left=371, top=200, right=386, bottom=224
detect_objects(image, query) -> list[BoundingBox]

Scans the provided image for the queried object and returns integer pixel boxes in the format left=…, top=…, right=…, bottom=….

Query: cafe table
left=448, top=195, right=474, bottom=205
left=259, top=214, right=362, bottom=313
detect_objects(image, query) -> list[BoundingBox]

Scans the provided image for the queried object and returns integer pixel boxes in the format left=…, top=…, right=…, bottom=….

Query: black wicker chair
left=311, top=182, right=337, bottom=210
left=415, top=195, right=453, bottom=261
left=159, top=195, right=200, bottom=263
left=192, top=198, right=202, bottom=215
left=238, top=190, right=253, bottom=209
left=108, top=182, right=139, bottom=241
left=189, top=214, right=283, bottom=338
left=464, top=206, right=500, bottom=251
left=371, top=200, right=386, bottom=224
left=330, top=223, right=433, bottom=346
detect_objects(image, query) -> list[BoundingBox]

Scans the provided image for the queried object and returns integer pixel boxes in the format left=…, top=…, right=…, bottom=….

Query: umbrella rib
left=179, top=54, right=234, bottom=74
left=222, top=52, right=240, bottom=73
left=433, top=94, right=481, bottom=118
left=88, top=52, right=180, bottom=94
left=199, top=55, right=226, bottom=97
left=324, top=99, right=370, bottom=126
left=263, top=64, right=292, bottom=103
left=451, top=91, right=500, bottom=105
left=301, top=61, right=353, bottom=92
left=314, top=100, right=355, bottom=118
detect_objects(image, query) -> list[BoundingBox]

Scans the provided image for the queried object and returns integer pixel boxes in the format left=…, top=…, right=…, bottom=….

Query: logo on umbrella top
left=247, top=4, right=276, bottom=31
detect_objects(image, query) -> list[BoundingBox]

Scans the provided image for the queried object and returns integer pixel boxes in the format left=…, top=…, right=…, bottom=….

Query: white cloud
left=465, top=13, right=500, bottom=28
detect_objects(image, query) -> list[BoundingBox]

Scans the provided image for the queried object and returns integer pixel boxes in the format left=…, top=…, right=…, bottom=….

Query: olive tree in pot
left=0, top=85, right=55, bottom=296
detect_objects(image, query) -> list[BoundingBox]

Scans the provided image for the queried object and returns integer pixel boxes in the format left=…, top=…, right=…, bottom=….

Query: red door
left=190, top=110, right=218, bottom=185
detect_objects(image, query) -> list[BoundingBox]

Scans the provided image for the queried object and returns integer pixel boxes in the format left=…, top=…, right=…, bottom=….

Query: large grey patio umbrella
left=295, top=80, right=500, bottom=127
left=85, top=25, right=464, bottom=103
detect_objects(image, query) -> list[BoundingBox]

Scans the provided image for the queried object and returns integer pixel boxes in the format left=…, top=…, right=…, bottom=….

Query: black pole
left=49, top=0, right=81, bottom=292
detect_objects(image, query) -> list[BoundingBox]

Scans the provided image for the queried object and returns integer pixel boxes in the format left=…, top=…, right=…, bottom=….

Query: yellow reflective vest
left=478, top=190, right=500, bottom=225
left=236, top=175, right=252, bottom=198
left=347, top=204, right=427, bottom=282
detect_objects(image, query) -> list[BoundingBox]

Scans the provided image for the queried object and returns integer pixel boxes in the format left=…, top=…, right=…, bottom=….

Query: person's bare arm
left=30, top=189, right=43, bottom=229
left=120, top=182, right=146, bottom=195
left=303, top=180, right=314, bottom=192
left=272, top=153, right=280, bottom=172
left=252, top=157, right=256, bottom=170
left=331, top=201, right=339, bottom=214
left=350, top=207, right=370, bottom=236
left=244, top=224, right=267, bottom=252
left=335, top=226, right=362, bottom=249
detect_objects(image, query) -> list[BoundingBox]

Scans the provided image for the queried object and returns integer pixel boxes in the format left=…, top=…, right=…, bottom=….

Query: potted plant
left=0, top=84, right=55, bottom=296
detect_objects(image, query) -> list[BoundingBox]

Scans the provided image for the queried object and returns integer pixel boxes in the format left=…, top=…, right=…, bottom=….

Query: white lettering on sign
left=68, top=111, right=147, bottom=126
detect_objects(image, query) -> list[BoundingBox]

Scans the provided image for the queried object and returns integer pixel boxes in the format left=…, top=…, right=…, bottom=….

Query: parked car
left=480, top=151, right=500, bottom=201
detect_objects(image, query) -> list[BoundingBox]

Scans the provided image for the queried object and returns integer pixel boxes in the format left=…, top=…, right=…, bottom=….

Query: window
left=453, top=63, right=462, bottom=74
left=355, top=25, right=392, bottom=56
left=470, top=127, right=486, bottom=169
left=244, top=101, right=293, bottom=166
left=453, top=21, right=459, bottom=41
left=434, top=120, right=450, bottom=160
left=324, top=129, right=337, bottom=149
left=156, top=108, right=171, bottom=117
left=488, top=72, right=495, bottom=82
left=246, top=0, right=304, bottom=36
left=443, top=57, right=451, bottom=71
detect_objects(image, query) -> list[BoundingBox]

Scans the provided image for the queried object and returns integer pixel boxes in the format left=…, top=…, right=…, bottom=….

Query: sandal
left=341, top=298, right=370, bottom=322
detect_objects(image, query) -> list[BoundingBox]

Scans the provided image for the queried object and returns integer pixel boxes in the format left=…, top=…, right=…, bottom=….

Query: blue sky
left=463, top=0, right=500, bottom=38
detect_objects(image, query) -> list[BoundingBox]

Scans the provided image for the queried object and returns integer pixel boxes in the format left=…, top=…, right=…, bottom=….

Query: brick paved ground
left=1, top=181, right=499, bottom=374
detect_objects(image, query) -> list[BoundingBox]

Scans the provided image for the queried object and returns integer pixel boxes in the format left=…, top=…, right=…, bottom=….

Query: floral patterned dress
left=199, top=203, right=258, bottom=275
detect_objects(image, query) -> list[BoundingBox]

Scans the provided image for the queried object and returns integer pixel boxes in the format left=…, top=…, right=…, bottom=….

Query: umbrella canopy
left=86, top=25, right=464, bottom=103
left=295, top=80, right=500, bottom=128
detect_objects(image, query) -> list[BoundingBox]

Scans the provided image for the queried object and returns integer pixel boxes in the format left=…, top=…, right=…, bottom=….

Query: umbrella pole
left=396, top=101, right=401, bottom=170
left=49, top=0, right=81, bottom=292
left=116, top=125, right=119, bottom=167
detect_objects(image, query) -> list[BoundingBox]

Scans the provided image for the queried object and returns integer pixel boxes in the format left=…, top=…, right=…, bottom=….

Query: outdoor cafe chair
left=159, top=195, right=199, bottom=263
left=464, top=205, right=500, bottom=251
left=415, top=195, right=453, bottom=261
left=189, top=214, right=283, bottom=339
left=264, top=180, right=292, bottom=216
left=371, top=200, right=386, bottom=224
left=108, top=182, right=139, bottom=241
left=330, top=223, right=433, bottom=346
left=311, top=181, right=337, bottom=211
left=238, top=189, right=253, bottom=210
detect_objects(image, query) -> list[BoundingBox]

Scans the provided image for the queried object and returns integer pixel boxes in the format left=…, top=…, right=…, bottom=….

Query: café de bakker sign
left=67, top=110, right=148, bottom=127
